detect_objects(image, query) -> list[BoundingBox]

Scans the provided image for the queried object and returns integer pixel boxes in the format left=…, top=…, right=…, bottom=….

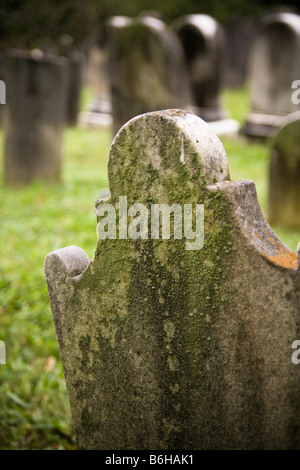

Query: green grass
left=0, top=126, right=112, bottom=449
left=0, top=87, right=299, bottom=449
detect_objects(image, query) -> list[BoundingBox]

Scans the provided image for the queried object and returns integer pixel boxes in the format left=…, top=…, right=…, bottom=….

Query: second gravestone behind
left=45, top=110, right=300, bottom=450
left=107, top=16, right=189, bottom=135
left=268, top=111, right=300, bottom=230
left=3, top=49, right=68, bottom=184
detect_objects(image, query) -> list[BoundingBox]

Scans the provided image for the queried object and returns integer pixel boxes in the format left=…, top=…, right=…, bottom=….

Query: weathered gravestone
left=173, top=14, right=238, bottom=135
left=268, top=111, right=300, bottom=230
left=107, top=16, right=189, bottom=135
left=4, top=49, right=68, bottom=184
left=243, top=12, right=300, bottom=138
left=45, top=109, right=300, bottom=450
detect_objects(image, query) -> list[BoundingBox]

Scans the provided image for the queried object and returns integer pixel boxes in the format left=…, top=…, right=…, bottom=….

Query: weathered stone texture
left=45, top=110, right=300, bottom=449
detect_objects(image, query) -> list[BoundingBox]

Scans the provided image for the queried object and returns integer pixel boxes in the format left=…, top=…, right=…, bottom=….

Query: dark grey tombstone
left=66, top=52, right=83, bottom=126
left=173, top=14, right=238, bottom=135
left=107, top=15, right=190, bottom=135
left=224, top=16, right=254, bottom=89
left=3, top=49, right=68, bottom=185
left=243, top=12, right=300, bottom=138
left=268, top=111, right=300, bottom=229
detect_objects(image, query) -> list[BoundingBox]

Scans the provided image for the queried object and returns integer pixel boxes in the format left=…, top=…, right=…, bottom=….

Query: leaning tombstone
left=3, top=49, right=68, bottom=185
left=173, top=14, right=239, bottom=136
left=243, top=12, right=300, bottom=138
left=45, top=109, right=300, bottom=450
left=268, top=111, right=300, bottom=229
left=107, top=15, right=190, bottom=135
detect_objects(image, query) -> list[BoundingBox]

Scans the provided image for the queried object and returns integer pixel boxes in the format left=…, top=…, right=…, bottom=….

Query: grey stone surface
left=224, top=16, right=254, bottom=89
left=45, top=109, right=300, bottom=450
left=173, top=15, right=238, bottom=136
left=3, top=49, right=68, bottom=185
left=107, top=16, right=189, bottom=135
left=268, top=111, right=300, bottom=229
left=243, top=12, right=300, bottom=138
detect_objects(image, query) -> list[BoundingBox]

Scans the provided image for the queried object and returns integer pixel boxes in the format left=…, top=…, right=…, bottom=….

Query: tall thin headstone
left=45, top=109, right=300, bottom=449
left=4, top=49, right=68, bottom=184
left=268, top=111, right=300, bottom=229
left=243, top=12, right=300, bottom=138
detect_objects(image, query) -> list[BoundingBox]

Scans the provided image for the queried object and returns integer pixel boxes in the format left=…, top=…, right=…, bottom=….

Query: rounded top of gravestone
left=107, top=16, right=132, bottom=29
left=173, top=14, right=220, bottom=37
left=258, top=12, right=300, bottom=34
left=108, top=109, right=230, bottom=204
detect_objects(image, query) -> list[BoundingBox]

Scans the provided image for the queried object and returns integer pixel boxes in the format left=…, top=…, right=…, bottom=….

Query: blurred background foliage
left=0, top=0, right=299, bottom=51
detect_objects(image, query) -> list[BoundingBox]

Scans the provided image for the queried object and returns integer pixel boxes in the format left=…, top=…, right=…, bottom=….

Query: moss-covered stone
left=45, top=110, right=300, bottom=450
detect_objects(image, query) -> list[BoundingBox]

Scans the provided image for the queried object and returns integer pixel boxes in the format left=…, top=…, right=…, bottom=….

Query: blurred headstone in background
left=107, top=15, right=190, bottom=135
left=243, top=12, right=300, bottom=139
left=173, top=14, right=239, bottom=136
left=224, top=15, right=254, bottom=89
left=3, top=49, right=68, bottom=185
left=79, top=26, right=112, bottom=128
left=66, top=51, right=84, bottom=126
left=268, top=112, right=300, bottom=230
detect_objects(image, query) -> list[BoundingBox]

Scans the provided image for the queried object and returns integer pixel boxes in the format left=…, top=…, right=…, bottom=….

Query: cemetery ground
left=1, top=88, right=300, bottom=450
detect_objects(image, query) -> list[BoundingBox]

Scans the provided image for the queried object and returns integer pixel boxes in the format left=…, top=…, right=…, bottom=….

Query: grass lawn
left=0, top=87, right=299, bottom=449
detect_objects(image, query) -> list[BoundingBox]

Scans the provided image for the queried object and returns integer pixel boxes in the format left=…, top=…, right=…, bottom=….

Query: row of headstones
left=83, top=11, right=300, bottom=139
left=1, top=11, right=300, bottom=231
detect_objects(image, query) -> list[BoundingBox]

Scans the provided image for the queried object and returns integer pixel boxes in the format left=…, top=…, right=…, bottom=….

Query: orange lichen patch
left=261, top=244, right=298, bottom=269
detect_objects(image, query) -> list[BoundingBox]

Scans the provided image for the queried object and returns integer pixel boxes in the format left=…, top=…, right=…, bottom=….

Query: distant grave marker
left=268, top=111, right=300, bottom=229
left=173, top=14, right=238, bottom=135
left=107, top=16, right=189, bottom=135
left=243, top=12, right=300, bottom=138
left=3, top=49, right=68, bottom=184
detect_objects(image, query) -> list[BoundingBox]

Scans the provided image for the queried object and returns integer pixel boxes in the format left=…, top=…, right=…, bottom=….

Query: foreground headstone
left=107, top=16, right=189, bottom=135
left=243, top=12, right=300, bottom=138
left=45, top=109, right=300, bottom=450
left=268, top=111, right=300, bottom=229
left=4, top=49, right=68, bottom=184
left=173, top=14, right=238, bottom=135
